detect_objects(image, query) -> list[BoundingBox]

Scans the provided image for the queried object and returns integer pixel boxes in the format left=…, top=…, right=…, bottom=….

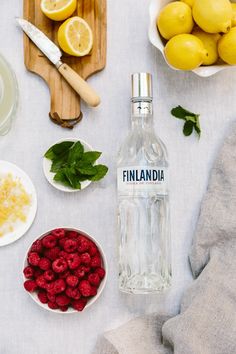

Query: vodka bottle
left=117, top=73, right=171, bottom=294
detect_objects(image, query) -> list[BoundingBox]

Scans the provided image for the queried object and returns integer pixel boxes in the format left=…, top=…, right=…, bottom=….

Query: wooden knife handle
left=58, top=63, right=101, bottom=107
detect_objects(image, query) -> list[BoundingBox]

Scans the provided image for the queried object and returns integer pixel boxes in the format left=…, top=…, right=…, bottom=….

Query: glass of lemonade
left=0, top=54, right=18, bottom=135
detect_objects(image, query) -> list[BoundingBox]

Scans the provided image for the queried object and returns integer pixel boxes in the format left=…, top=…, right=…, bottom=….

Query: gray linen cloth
left=93, top=123, right=236, bottom=354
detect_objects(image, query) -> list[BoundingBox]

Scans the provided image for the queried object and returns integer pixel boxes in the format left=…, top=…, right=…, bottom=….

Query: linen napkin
left=93, top=123, right=236, bottom=354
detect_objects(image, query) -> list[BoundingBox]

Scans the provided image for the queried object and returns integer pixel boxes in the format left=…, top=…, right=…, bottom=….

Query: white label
left=117, top=166, right=168, bottom=194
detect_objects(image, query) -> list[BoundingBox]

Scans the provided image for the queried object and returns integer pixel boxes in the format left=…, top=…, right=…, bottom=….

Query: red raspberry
left=47, top=293, right=56, bottom=303
left=78, top=235, right=90, bottom=253
left=42, top=234, right=57, bottom=249
left=58, top=251, right=68, bottom=259
left=88, top=242, right=98, bottom=256
left=46, top=282, right=56, bottom=295
left=51, top=228, right=65, bottom=239
left=67, top=253, right=81, bottom=270
left=91, top=256, right=101, bottom=268
left=80, top=253, right=91, bottom=265
left=23, top=266, right=34, bottom=279
left=44, top=247, right=60, bottom=261
left=53, top=279, right=66, bottom=294
left=59, top=238, right=68, bottom=249
left=48, top=301, right=59, bottom=310
left=59, top=270, right=70, bottom=279
left=52, top=258, right=68, bottom=273
left=72, top=298, right=87, bottom=312
left=24, top=280, right=37, bottom=292
left=38, top=258, right=51, bottom=271
left=64, top=239, right=78, bottom=253
left=90, top=286, right=97, bottom=296
left=28, top=252, right=40, bottom=266
left=88, top=273, right=100, bottom=287
left=73, top=265, right=89, bottom=278
left=66, top=287, right=81, bottom=300
left=67, top=231, right=79, bottom=239
left=30, top=239, right=43, bottom=253
left=95, top=267, right=106, bottom=279
left=43, top=270, right=55, bottom=282
left=36, top=275, right=47, bottom=289
left=66, top=275, right=79, bottom=288
left=79, top=280, right=92, bottom=297
left=56, top=294, right=70, bottom=307
left=34, top=269, right=43, bottom=278
left=59, top=305, right=69, bottom=312
left=38, top=291, right=48, bottom=304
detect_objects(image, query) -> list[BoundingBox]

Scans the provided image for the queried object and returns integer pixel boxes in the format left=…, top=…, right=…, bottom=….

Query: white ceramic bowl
left=23, top=227, right=108, bottom=314
left=148, top=0, right=232, bottom=77
left=43, top=138, right=95, bottom=192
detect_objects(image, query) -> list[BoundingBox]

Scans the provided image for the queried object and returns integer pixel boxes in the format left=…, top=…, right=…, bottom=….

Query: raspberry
left=67, top=231, right=79, bottom=239
left=66, top=287, right=81, bottom=300
left=59, top=270, right=70, bottom=279
left=36, top=275, right=47, bottom=289
left=90, top=286, right=97, bottom=296
left=72, top=298, right=87, bottom=312
left=34, top=269, right=43, bottom=278
left=38, top=258, right=51, bottom=271
left=67, top=253, right=81, bottom=270
left=88, top=273, right=100, bottom=287
left=59, top=305, right=69, bottom=312
left=80, top=252, right=91, bottom=265
left=47, top=293, right=56, bottom=303
left=73, top=265, right=87, bottom=279
left=91, top=256, right=101, bottom=268
left=78, top=235, right=90, bottom=253
left=66, top=275, right=79, bottom=288
left=56, top=294, right=70, bottom=307
left=43, top=270, right=55, bottom=282
left=64, top=239, right=78, bottom=253
left=23, top=266, right=34, bottom=279
left=58, top=251, right=68, bottom=259
left=46, top=282, right=56, bottom=295
left=42, top=235, right=57, bottom=249
left=88, top=242, right=98, bottom=256
left=28, top=252, right=40, bottom=266
left=30, top=239, right=43, bottom=253
left=52, top=258, right=68, bottom=273
left=48, top=301, right=59, bottom=310
left=79, top=280, right=92, bottom=297
left=59, top=238, right=68, bottom=249
left=51, top=228, right=65, bottom=239
left=24, top=280, right=37, bottom=292
left=95, top=267, right=106, bottom=279
left=38, top=291, right=48, bottom=304
left=44, top=247, right=60, bottom=261
left=53, top=279, right=66, bottom=294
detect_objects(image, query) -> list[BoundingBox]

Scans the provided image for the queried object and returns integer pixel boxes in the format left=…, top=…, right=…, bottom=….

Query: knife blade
left=16, top=18, right=100, bottom=107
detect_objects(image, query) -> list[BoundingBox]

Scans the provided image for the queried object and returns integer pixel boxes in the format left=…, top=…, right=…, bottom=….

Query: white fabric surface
left=0, top=0, right=236, bottom=353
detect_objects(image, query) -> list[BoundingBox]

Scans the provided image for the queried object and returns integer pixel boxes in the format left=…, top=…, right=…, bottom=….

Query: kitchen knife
left=16, top=18, right=100, bottom=107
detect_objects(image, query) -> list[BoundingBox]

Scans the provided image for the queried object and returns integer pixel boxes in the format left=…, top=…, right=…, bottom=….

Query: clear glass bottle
left=117, top=73, right=171, bottom=294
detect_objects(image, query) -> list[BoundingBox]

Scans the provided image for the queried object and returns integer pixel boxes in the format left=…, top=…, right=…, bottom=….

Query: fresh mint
left=171, top=105, right=201, bottom=137
left=44, top=141, right=108, bottom=189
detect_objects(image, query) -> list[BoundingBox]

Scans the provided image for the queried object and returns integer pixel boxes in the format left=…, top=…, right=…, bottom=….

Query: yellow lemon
left=58, top=16, right=93, bottom=57
left=192, top=29, right=221, bottom=65
left=232, top=3, right=236, bottom=27
left=193, top=0, right=232, bottom=33
left=164, top=34, right=208, bottom=70
left=218, top=27, right=236, bottom=64
left=41, top=0, right=77, bottom=21
left=157, top=2, right=194, bottom=40
left=181, top=0, right=195, bottom=8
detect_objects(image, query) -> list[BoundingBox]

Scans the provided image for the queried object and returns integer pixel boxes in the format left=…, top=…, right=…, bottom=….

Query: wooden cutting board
left=23, top=0, right=106, bottom=128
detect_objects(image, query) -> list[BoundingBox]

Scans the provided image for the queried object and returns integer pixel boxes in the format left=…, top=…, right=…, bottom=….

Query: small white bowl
left=43, top=138, right=94, bottom=192
left=148, top=0, right=231, bottom=77
left=23, top=227, right=108, bottom=314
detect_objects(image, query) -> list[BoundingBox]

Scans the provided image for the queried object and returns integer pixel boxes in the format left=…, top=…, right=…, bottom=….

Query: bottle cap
left=131, top=73, right=152, bottom=100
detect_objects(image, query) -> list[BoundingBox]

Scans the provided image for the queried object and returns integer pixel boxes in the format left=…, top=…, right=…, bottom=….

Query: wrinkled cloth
left=93, top=123, right=236, bottom=354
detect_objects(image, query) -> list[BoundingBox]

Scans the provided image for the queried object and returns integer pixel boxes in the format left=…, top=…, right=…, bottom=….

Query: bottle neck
left=131, top=99, right=153, bottom=130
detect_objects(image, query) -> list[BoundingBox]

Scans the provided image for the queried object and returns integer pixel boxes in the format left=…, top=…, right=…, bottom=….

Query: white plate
left=23, top=227, right=108, bottom=314
left=43, top=138, right=95, bottom=193
left=0, top=160, right=37, bottom=246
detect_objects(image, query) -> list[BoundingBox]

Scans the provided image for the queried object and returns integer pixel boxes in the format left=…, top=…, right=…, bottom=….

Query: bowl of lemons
left=149, top=0, right=236, bottom=77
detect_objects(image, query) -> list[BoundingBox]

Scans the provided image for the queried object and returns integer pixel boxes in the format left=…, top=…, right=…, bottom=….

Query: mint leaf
left=53, top=170, right=71, bottom=187
left=45, top=141, right=74, bottom=160
left=81, top=151, right=102, bottom=164
left=89, top=165, right=108, bottom=181
left=68, top=141, right=84, bottom=165
left=77, top=164, right=97, bottom=176
left=50, top=152, right=69, bottom=173
left=171, top=105, right=198, bottom=119
left=183, top=121, right=194, bottom=136
left=64, top=167, right=81, bottom=189
left=171, top=105, right=201, bottom=138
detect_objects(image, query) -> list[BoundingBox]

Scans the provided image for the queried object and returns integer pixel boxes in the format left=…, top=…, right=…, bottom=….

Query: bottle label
left=117, top=166, right=168, bottom=194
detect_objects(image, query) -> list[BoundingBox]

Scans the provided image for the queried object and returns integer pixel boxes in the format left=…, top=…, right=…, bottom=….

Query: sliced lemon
left=41, top=0, right=77, bottom=21
left=58, top=16, right=93, bottom=57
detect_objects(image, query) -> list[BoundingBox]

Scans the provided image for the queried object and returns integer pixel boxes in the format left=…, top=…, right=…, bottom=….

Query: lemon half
left=41, top=0, right=77, bottom=21
left=58, top=16, right=93, bottom=57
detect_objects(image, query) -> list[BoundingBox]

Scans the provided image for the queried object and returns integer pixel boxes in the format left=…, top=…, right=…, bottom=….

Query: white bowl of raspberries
left=23, top=228, right=107, bottom=313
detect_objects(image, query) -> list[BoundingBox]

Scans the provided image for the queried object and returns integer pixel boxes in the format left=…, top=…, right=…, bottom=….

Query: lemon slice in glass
left=58, top=16, right=93, bottom=57
left=41, top=0, right=77, bottom=21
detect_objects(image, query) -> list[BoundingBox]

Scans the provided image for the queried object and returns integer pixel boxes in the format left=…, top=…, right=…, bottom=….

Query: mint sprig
left=171, top=105, right=201, bottom=138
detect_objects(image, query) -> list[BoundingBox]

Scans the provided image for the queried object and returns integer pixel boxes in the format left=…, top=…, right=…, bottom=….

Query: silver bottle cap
left=131, top=73, right=152, bottom=101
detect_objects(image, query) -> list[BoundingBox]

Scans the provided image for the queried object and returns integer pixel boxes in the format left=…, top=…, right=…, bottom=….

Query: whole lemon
left=157, top=2, right=194, bottom=40
left=218, top=27, right=236, bottom=64
left=164, top=34, right=208, bottom=70
left=181, top=0, right=195, bottom=8
left=193, top=0, right=232, bottom=34
left=232, top=3, right=236, bottom=27
left=192, top=29, right=221, bottom=65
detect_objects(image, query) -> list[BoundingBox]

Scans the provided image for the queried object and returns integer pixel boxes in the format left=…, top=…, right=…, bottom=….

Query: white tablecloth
left=0, top=1, right=236, bottom=353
